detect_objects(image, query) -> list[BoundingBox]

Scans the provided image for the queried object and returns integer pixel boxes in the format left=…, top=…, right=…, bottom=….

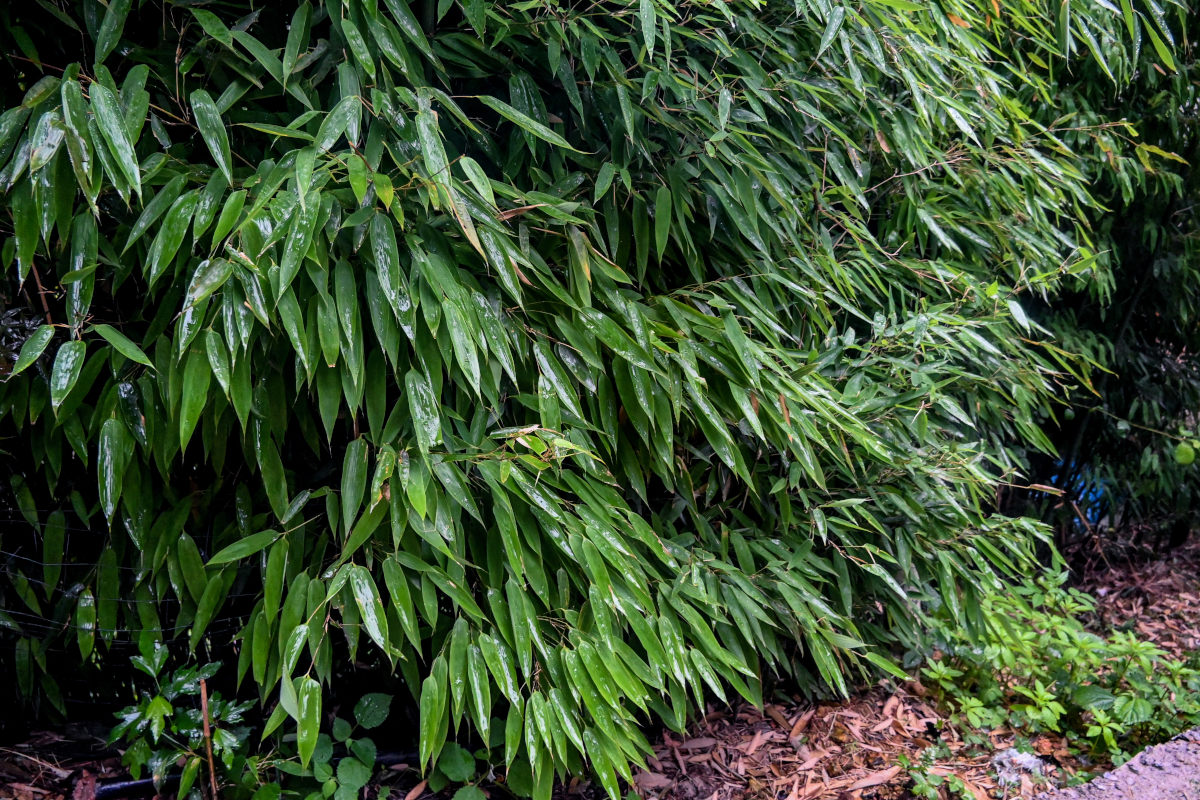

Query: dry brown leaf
left=744, top=730, right=770, bottom=756
left=69, top=772, right=94, bottom=800
left=790, top=709, right=816, bottom=738
left=681, top=737, right=718, bottom=750
left=765, top=705, right=792, bottom=731
left=797, top=748, right=834, bottom=771
left=847, top=765, right=902, bottom=790
left=633, top=771, right=674, bottom=790
left=404, top=779, right=428, bottom=800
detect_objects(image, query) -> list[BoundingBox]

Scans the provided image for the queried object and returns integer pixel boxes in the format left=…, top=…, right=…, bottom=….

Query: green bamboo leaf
left=257, top=432, right=289, bottom=521
left=405, top=370, right=441, bottom=455
left=340, top=18, right=376, bottom=79
left=50, top=340, right=86, bottom=411
left=314, top=95, right=360, bottom=152
left=211, top=189, right=247, bottom=245
left=341, top=438, right=369, bottom=537
left=264, top=539, right=288, bottom=624
left=92, top=324, right=153, bottom=367
left=349, top=565, right=389, bottom=653
left=10, top=326, right=54, bottom=377
left=191, top=9, right=235, bottom=49
left=458, top=156, right=495, bottom=206
left=467, top=644, right=492, bottom=743
left=283, top=3, right=311, bottom=82
left=296, top=676, right=322, bottom=767
left=189, top=573, right=226, bottom=650
left=277, top=288, right=312, bottom=378
left=192, top=170, right=228, bottom=240
left=1144, top=24, right=1177, bottom=71
left=369, top=213, right=407, bottom=319
left=443, top=300, right=481, bottom=389
left=816, top=6, right=846, bottom=59
left=97, top=418, right=133, bottom=522
left=654, top=184, right=672, bottom=260
left=190, top=89, right=233, bottom=184
left=418, top=658, right=447, bottom=770
left=639, top=0, right=656, bottom=57
left=123, top=175, right=186, bottom=254
left=89, top=84, right=140, bottom=197
left=209, top=529, right=280, bottom=565
left=176, top=534, right=207, bottom=603
left=203, top=329, right=231, bottom=397
left=147, top=192, right=199, bottom=287
left=180, top=347, right=211, bottom=451
left=12, top=179, right=37, bottom=281
left=381, top=0, right=433, bottom=58
left=416, top=105, right=448, bottom=178
left=278, top=202, right=319, bottom=296
left=476, top=95, right=577, bottom=151
left=75, top=589, right=96, bottom=659
left=578, top=309, right=654, bottom=372
left=316, top=293, right=340, bottom=367
left=28, top=111, right=65, bottom=171
left=95, top=0, right=132, bottom=65
left=382, top=557, right=421, bottom=649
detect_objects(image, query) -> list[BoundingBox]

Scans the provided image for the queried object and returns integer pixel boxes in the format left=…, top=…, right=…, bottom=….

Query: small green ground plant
left=924, top=574, right=1200, bottom=763
left=113, top=650, right=396, bottom=800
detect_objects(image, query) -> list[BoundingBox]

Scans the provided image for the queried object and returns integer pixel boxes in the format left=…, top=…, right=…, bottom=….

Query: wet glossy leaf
left=180, top=348, right=211, bottom=451
left=296, top=676, right=322, bottom=767
left=10, top=326, right=54, bottom=377
left=209, top=529, right=280, bottom=565
left=97, top=418, right=132, bottom=522
left=476, top=95, right=575, bottom=151
left=315, top=95, right=360, bottom=152
left=354, top=692, right=392, bottom=729
left=89, top=84, right=139, bottom=196
left=50, top=340, right=86, bottom=411
left=92, top=324, right=152, bottom=367
left=94, top=0, right=132, bottom=65
left=190, top=90, right=233, bottom=184
left=348, top=564, right=389, bottom=653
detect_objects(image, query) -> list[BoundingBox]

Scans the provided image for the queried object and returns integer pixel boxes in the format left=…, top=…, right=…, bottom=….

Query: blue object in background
left=1048, top=460, right=1110, bottom=529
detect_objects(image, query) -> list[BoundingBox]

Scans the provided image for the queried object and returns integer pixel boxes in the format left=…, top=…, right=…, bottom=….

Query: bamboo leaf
left=92, top=324, right=153, bottom=367
left=476, top=95, right=577, bottom=151
left=190, top=90, right=233, bottom=184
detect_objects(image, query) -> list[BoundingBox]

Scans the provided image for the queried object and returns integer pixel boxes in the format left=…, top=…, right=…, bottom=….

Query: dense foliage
left=0, top=0, right=1189, bottom=795
left=1004, top=10, right=1200, bottom=544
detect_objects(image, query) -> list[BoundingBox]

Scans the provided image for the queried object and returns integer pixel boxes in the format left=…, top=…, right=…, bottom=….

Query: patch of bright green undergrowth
left=923, top=572, right=1200, bottom=765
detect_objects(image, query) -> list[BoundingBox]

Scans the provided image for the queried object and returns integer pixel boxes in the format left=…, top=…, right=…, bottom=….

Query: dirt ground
left=3, top=537, right=1200, bottom=800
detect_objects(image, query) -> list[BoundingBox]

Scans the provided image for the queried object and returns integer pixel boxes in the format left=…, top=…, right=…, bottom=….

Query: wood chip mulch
left=632, top=689, right=1077, bottom=800
left=1080, top=537, right=1200, bottom=661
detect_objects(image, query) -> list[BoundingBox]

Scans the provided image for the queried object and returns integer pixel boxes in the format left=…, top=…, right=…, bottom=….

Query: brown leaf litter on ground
left=3, top=538, right=1200, bottom=800
left=1077, top=536, right=1200, bottom=661
left=631, top=689, right=1074, bottom=800
left=0, top=726, right=122, bottom=800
